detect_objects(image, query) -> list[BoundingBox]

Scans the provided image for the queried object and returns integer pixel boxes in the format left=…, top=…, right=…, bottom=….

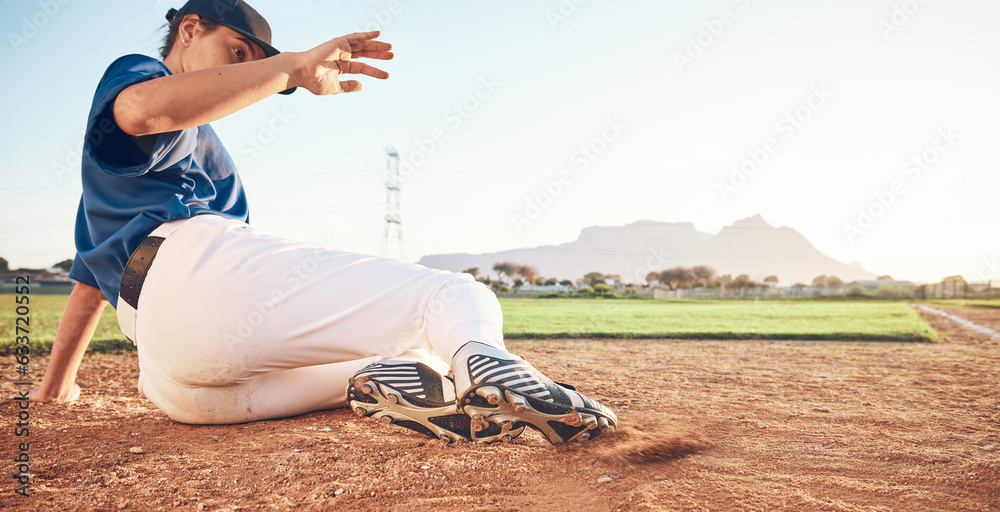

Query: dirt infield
left=3, top=307, right=998, bottom=511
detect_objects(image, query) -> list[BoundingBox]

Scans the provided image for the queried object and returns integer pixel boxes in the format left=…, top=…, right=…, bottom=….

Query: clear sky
left=1, top=0, right=997, bottom=284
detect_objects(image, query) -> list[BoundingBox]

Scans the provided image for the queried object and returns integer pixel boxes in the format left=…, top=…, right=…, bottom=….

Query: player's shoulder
left=105, top=54, right=169, bottom=77
left=97, top=54, right=170, bottom=87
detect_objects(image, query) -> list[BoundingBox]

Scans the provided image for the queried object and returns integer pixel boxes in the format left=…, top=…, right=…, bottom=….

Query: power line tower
left=381, top=145, right=405, bottom=260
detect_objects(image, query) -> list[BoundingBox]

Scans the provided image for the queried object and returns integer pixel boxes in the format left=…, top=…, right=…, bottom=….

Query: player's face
left=184, top=22, right=266, bottom=71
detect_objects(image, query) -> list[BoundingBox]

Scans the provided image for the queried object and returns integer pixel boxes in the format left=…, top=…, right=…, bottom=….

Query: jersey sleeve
left=85, top=54, right=198, bottom=178
left=68, top=253, right=100, bottom=290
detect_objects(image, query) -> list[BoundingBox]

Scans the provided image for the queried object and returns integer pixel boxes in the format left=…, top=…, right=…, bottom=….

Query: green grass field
left=0, top=295, right=939, bottom=355
left=500, top=299, right=938, bottom=341
left=1, top=294, right=129, bottom=355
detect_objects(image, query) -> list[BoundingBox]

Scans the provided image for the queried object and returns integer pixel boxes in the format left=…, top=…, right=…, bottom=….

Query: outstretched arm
left=115, top=31, right=393, bottom=136
left=29, top=282, right=109, bottom=402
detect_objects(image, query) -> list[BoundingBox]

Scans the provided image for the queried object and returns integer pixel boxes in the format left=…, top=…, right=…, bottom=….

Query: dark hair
left=159, top=14, right=220, bottom=59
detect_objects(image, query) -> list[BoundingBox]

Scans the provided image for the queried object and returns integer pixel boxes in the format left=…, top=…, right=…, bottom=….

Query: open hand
left=296, top=31, right=393, bottom=95
left=9, top=384, right=81, bottom=403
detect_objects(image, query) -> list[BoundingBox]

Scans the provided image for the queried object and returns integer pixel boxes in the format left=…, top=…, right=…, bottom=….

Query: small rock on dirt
left=129, top=447, right=144, bottom=454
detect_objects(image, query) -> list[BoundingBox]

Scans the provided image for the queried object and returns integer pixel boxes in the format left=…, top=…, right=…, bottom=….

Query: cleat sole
left=463, top=385, right=617, bottom=445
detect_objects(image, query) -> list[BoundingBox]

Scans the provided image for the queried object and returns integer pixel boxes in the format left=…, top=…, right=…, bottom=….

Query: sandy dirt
left=2, top=306, right=999, bottom=511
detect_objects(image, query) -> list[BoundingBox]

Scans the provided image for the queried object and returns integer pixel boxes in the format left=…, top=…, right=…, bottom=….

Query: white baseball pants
left=116, top=214, right=505, bottom=424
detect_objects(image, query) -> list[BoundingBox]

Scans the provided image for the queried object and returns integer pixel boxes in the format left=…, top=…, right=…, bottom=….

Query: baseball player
left=29, top=0, right=616, bottom=445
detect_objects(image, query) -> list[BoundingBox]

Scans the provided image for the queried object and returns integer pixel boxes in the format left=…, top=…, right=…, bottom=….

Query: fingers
left=353, top=39, right=393, bottom=53
left=339, top=80, right=363, bottom=93
left=344, top=30, right=382, bottom=43
left=352, top=49, right=393, bottom=60
left=341, top=34, right=392, bottom=59
left=340, top=60, right=389, bottom=80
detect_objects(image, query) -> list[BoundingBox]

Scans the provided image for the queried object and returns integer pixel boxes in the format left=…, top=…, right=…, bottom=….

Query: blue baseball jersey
left=69, top=54, right=250, bottom=308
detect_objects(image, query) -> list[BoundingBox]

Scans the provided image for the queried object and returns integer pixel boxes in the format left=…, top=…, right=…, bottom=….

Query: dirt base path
left=3, top=309, right=999, bottom=511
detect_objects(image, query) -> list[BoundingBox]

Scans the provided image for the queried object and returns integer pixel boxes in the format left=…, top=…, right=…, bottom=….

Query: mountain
left=417, top=215, right=877, bottom=285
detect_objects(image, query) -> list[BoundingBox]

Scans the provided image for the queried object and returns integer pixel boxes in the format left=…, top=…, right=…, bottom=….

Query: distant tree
left=763, top=275, right=778, bottom=287
left=53, top=259, right=74, bottom=272
left=604, top=274, right=622, bottom=285
left=659, top=267, right=695, bottom=290
left=813, top=275, right=844, bottom=289
left=592, top=282, right=613, bottom=297
left=0, top=257, right=9, bottom=273
left=518, top=265, right=538, bottom=286
left=692, top=266, right=716, bottom=288
left=462, top=267, right=480, bottom=279
left=624, top=283, right=638, bottom=296
left=877, top=275, right=893, bottom=281
left=544, top=277, right=558, bottom=286
left=716, top=274, right=733, bottom=289
left=492, top=261, right=516, bottom=283
left=559, top=279, right=573, bottom=288
left=792, top=282, right=807, bottom=288
left=512, top=278, right=525, bottom=296
left=645, top=271, right=659, bottom=285
left=727, top=274, right=756, bottom=289
left=582, top=272, right=606, bottom=287
left=576, top=285, right=595, bottom=297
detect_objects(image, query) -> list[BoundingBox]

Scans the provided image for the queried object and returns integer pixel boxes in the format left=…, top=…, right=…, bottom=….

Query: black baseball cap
left=166, top=0, right=295, bottom=94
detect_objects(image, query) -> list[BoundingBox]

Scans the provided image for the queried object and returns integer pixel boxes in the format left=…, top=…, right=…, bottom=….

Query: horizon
left=1, top=1, right=997, bottom=284
left=4, top=213, right=981, bottom=286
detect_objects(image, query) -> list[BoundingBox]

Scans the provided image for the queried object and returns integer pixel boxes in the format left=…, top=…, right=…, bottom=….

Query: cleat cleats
left=506, top=390, right=528, bottom=412
left=564, top=410, right=583, bottom=427
left=452, top=342, right=618, bottom=445
left=476, top=387, right=503, bottom=405
left=347, top=359, right=525, bottom=444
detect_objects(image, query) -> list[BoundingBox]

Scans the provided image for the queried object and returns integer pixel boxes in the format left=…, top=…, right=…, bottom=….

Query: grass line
left=0, top=295, right=939, bottom=356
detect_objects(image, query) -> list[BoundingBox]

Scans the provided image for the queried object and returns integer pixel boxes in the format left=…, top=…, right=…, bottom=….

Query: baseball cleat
left=347, top=359, right=525, bottom=444
left=451, top=342, right=618, bottom=445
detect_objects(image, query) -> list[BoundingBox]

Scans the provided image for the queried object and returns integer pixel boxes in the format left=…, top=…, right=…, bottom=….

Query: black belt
left=119, top=236, right=165, bottom=310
